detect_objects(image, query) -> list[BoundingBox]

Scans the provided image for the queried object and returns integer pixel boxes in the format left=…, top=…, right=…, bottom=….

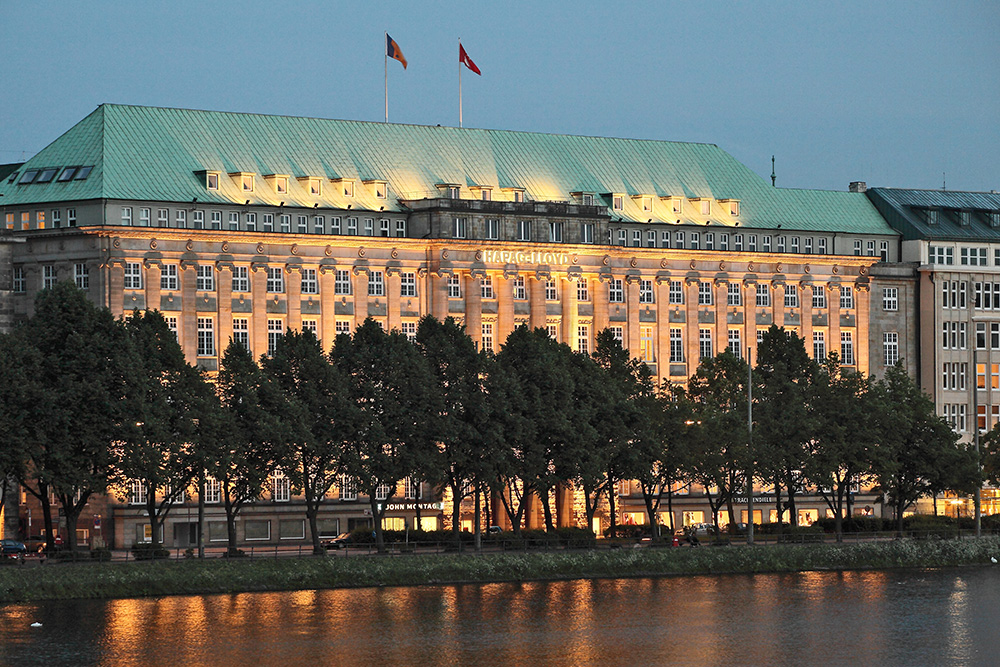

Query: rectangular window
left=51, top=209, right=62, bottom=228
left=245, top=213, right=256, bottom=232
left=549, top=221, right=563, bottom=242
left=784, top=284, right=798, bottom=308
left=74, top=263, right=89, bottom=290
left=728, top=329, right=742, bottom=358
left=513, top=276, right=527, bottom=300
left=481, top=275, right=495, bottom=299
left=338, top=475, right=358, bottom=501
left=675, top=231, right=685, bottom=249
left=804, top=237, right=813, bottom=254
left=961, top=247, right=988, bottom=266
left=335, top=270, right=352, bottom=295
left=720, top=234, right=729, bottom=251
left=698, top=281, right=713, bottom=306
left=777, top=236, right=786, bottom=253
left=734, top=234, right=744, bottom=251
left=840, top=286, right=854, bottom=309
left=791, top=237, right=800, bottom=253
left=396, top=219, right=407, bottom=237
left=517, top=220, right=532, bottom=241
left=639, top=280, right=654, bottom=304
left=481, top=322, right=494, bottom=352
left=453, top=217, right=467, bottom=239
left=812, top=286, right=826, bottom=309
left=161, top=264, right=179, bottom=291
left=228, top=212, right=239, bottom=230
left=545, top=280, right=558, bottom=301
left=647, top=230, right=656, bottom=248
left=197, top=318, right=215, bottom=357
left=662, top=231, right=671, bottom=248
left=369, top=271, right=385, bottom=297
left=706, top=232, right=715, bottom=250
left=690, top=232, right=700, bottom=250
left=279, top=214, right=290, bottom=233
left=699, top=329, right=713, bottom=360
left=748, top=235, right=757, bottom=252
left=272, top=469, right=290, bottom=503
left=631, top=230, right=641, bottom=247
left=609, top=279, right=624, bottom=303
left=267, top=319, right=283, bottom=356
left=244, top=521, right=270, bottom=541
left=669, top=280, right=684, bottom=305
left=841, top=332, right=855, bottom=365
left=124, top=262, right=143, bottom=290
left=42, top=265, right=56, bottom=290
left=577, top=279, right=589, bottom=302
left=884, top=332, right=899, bottom=366
left=165, top=316, right=178, bottom=338
left=211, top=211, right=222, bottom=230
left=121, top=207, right=133, bottom=226
left=345, top=217, right=358, bottom=235
left=262, top=214, right=274, bottom=232
left=577, top=324, right=590, bottom=354
left=447, top=274, right=462, bottom=298
left=301, top=268, right=319, bottom=295
left=331, top=217, right=342, bottom=234
left=882, top=287, right=898, bottom=311
left=302, top=320, right=317, bottom=335
left=486, top=219, right=500, bottom=240
left=174, top=209, right=186, bottom=228
left=669, top=328, right=684, bottom=363
left=204, top=477, right=221, bottom=504
left=232, top=266, right=250, bottom=293
left=610, top=326, right=624, bottom=344
left=266, top=267, right=284, bottom=293
left=335, top=320, right=351, bottom=336
left=193, top=211, right=205, bottom=229
left=400, top=272, right=417, bottom=297
left=12, top=266, right=24, bottom=292
left=196, top=265, right=214, bottom=292
left=379, top=218, right=390, bottom=237
left=727, top=282, right=742, bottom=306
left=232, top=318, right=249, bottom=350
left=813, top=331, right=826, bottom=360
left=640, top=326, right=655, bottom=362
left=399, top=321, right=416, bottom=342
left=756, top=283, right=770, bottom=307
left=879, top=241, right=888, bottom=261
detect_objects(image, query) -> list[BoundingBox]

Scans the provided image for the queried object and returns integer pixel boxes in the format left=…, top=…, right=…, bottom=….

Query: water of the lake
left=2, top=567, right=998, bottom=666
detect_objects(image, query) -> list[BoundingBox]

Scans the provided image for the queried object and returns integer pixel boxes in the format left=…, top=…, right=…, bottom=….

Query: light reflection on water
left=1, top=568, right=998, bottom=666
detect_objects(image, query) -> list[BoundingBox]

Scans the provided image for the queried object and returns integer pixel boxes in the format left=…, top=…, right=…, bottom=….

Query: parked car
left=1, top=539, right=28, bottom=562
left=323, top=533, right=354, bottom=550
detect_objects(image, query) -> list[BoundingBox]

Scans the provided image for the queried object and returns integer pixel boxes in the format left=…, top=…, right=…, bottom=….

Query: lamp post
left=747, top=344, right=754, bottom=546
left=973, top=342, right=982, bottom=537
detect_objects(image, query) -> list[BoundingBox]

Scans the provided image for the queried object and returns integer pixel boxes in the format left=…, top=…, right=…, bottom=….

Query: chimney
left=849, top=181, right=867, bottom=193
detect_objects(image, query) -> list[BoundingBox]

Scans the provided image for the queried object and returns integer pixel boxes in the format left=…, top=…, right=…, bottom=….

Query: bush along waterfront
left=3, top=537, right=1000, bottom=604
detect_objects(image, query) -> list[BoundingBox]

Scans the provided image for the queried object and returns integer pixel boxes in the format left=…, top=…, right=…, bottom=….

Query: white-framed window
left=335, top=320, right=351, bottom=336
left=513, top=276, right=527, bottom=300
left=364, top=218, right=374, bottom=236
left=302, top=319, right=317, bottom=335
left=728, top=329, right=742, bottom=358
left=452, top=217, right=467, bottom=239
left=400, top=321, right=416, bottom=342
left=705, top=232, right=715, bottom=250
left=777, top=236, right=785, bottom=253
left=734, top=234, right=744, bottom=251
left=232, top=266, right=249, bottom=293
left=804, top=237, right=813, bottom=254
left=841, top=331, right=855, bottom=365
left=481, top=322, right=494, bottom=352
left=266, top=267, right=284, bottom=293
left=164, top=316, right=178, bottom=338
left=669, top=280, right=683, bottom=305
left=211, top=211, right=222, bottom=230
left=245, top=213, right=257, bottom=232
left=612, top=195, right=623, bottom=211
left=42, top=265, right=57, bottom=290
left=662, top=231, right=671, bottom=248
left=204, top=477, right=221, bottom=504
left=756, top=283, right=770, bottom=307
left=156, top=208, right=169, bottom=227
left=812, top=286, right=826, bottom=309
left=74, top=263, right=89, bottom=290
left=610, top=326, right=624, bottom=344
left=331, top=216, right=342, bottom=234
left=301, top=268, right=319, bottom=295
left=866, top=240, right=876, bottom=256
left=161, top=264, right=179, bottom=291
left=347, top=217, right=358, bottom=235
left=338, top=475, right=357, bottom=501
left=549, top=221, right=563, bottom=242
left=699, top=329, right=713, bottom=360
left=278, top=214, right=290, bottom=233
left=121, top=207, right=133, bottom=226
left=193, top=210, right=205, bottom=229
left=813, top=331, right=826, bottom=360
left=129, top=480, right=148, bottom=505
left=206, top=173, right=219, bottom=190
left=174, top=210, right=187, bottom=228
left=640, top=326, right=655, bottom=362
left=577, top=324, right=590, bottom=354
left=545, top=280, right=558, bottom=301
left=124, top=262, right=143, bottom=290
left=448, top=274, right=462, bottom=298
left=244, top=520, right=270, bottom=541
left=375, top=483, right=392, bottom=501
left=961, top=247, right=988, bottom=266
left=727, top=282, right=742, bottom=306
left=690, top=232, right=700, bottom=250
left=609, top=279, right=624, bottom=303
left=762, top=235, right=771, bottom=252
left=197, top=317, right=215, bottom=356
left=884, top=332, right=899, bottom=366
left=369, top=271, right=385, bottom=297
left=400, top=272, right=417, bottom=297
left=232, top=318, right=249, bottom=350
left=639, top=280, right=654, bottom=304
left=395, top=220, right=406, bottom=237
left=196, top=265, right=214, bottom=291
left=241, top=174, right=254, bottom=192
left=675, top=231, right=685, bottom=249
left=379, top=218, right=390, bottom=237
left=582, top=223, right=594, bottom=244
left=272, top=469, right=290, bottom=502
left=720, top=234, right=729, bottom=251
left=517, top=220, right=531, bottom=241
left=790, top=237, right=800, bottom=253
left=617, top=229, right=627, bottom=246
left=840, top=286, right=854, bottom=309
left=262, top=214, right=274, bottom=233
left=577, top=279, right=590, bottom=302
left=267, top=319, right=283, bottom=356
left=481, top=275, right=495, bottom=299
left=486, top=218, right=500, bottom=240
left=335, top=270, right=352, bottom=295
left=784, top=284, right=798, bottom=308
left=546, top=324, right=558, bottom=340
left=669, top=328, right=684, bottom=363
left=228, top=212, right=239, bottom=230
left=13, top=266, right=25, bottom=292
left=698, top=281, right=713, bottom=306
left=882, top=287, right=898, bottom=311
left=404, top=477, right=422, bottom=500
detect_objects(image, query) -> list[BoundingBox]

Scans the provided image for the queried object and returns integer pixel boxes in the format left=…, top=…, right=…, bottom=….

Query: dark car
left=1, top=539, right=28, bottom=561
left=323, top=533, right=354, bottom=550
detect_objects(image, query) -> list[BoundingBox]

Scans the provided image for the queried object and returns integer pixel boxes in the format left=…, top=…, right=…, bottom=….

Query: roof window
left=35, top=168, right=58, bottom=184
left=58, top=167, right=77, bottom=182
left=18, top=170, right=39, bottom=184
left=74, top=166, right=93, bottom=180
left=926, top=209, right=938, bottom=225
left=6, top=171, right=18, bottom=184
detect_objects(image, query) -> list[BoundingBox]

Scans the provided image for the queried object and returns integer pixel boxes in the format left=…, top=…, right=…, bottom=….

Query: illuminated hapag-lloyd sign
left=481, top=249, right=570, bottom=265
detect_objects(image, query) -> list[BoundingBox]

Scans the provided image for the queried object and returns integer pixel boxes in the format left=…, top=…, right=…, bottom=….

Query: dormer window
left=991, top=213, right=1000, bottom=228
left=927, top=209, right=939, bottom=225
left=449, top=186, right=459, bottom=199
left=206, top=173, right=219, bottom=190
left=632, top=195, right=653, bottom=213
left=720, top=199, right=740, bottom=216
left=276, top=177, right=288, bottom=194
left=572, top=191, right=596, bottom=206
left=693, top=198, right=711, bottom=215
left=471, top=186, right=493, bottom=201
left=959, top=211, right=971, bottom=226
left=231, top=172, right=256, bottom=192
left=298, top=177, right=322, bottom=196
left=611, top=194, right=624, bottom=211
left=502, top=187, right=526, bottom=203
left=437, top=184, right=462, bottom=199
left=364, top=180, right=388, bottom=199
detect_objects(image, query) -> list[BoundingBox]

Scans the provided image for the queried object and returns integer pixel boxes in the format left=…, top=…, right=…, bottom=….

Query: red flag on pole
left=386, top=33, right=408, bottom=69
left=459, top=44, right=481, bottom=75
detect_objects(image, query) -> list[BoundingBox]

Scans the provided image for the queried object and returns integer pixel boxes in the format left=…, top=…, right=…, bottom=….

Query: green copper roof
left=867, top=187, right=1000, bottom=241
left=0, top=104, right=893, bottom=234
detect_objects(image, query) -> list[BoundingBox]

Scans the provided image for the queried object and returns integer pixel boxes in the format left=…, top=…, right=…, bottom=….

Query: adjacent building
left=1, top=104, right=902, bottom=546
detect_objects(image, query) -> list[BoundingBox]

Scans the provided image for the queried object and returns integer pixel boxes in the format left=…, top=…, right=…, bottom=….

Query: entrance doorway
left=173, top=522, right=197, bottom=547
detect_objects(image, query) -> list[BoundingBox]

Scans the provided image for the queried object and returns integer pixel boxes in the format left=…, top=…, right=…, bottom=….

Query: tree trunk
left=62, top=498, right=81, bottom=553
left=773, top=477, right=784, bottom=537
left=450, top=480, right=463, bottom=546
left=146, top=493, right=160, bottom=550
left=608, top=484, right=617, bottom=538
left=541, top=485, right=555, bottom=532
left=474, top=486, right=482, bottom=552
left=371, top=496, right=387, bottom=553
left=833, top=485, right=844, bottom=543
left=666, top=489, right=675, bottom=533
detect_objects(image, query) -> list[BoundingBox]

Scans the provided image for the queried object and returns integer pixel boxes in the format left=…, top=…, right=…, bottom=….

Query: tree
left=331, top=319, right=436, bottom=553
left=634, top=382, right=692, bottom=539
left=802, top=356, right=875, bottom=541
left=0, top=331, right=32, bottom=539
left=262, top=329, right=349, bottom=555
left=870, top=364, right=973, bottom=533
left=115, top=310, right=214, bottom=551
left=208, top=339, right=285, bottom=553
left=9, top=282, right=132, bottom=551
left=753, top=326, right=817, bottom=531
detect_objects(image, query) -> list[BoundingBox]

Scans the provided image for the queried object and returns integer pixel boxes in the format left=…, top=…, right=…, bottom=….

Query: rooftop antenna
left=943, top=172, right=947, bottom=191
left=771, top=156, right=776, bottom=187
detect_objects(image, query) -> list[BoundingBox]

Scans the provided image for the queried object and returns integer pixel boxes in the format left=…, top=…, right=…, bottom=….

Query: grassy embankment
left=3, top=538, right=1000, bottom=603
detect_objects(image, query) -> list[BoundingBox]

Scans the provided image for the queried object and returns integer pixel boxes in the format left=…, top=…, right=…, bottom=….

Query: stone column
left=714, top=280, right=727, bottom=355
left=772, top=281, right=785, bottom=328
left=217, top=265, right=233, bottom=351
left=432, top=273, right=449, bottom=322
left=251, top=264, right=268, bottom=356
left=319, top=268, right=336, bottom=351
left=856, top=284, right=871, bottom=375
left=656, top=280, right=671, bottom=381
left=145, top=262, right=161, bottom=319
left=465, top=274, right=482, bottom=348
left=498, top=274, right=514, bottom=343
left=353, top=269, right=369, bottom=329
left=108, top=261, right=125, bottom=318
left=180, top=262, right=198, bottom=365
left=287, top=267, right=302, bottom=333
left=561, top=277, right=579, bottom=352
left=685, top=279, right=699, bottom=372
left=594, top=277, right=609, bottom=346
left=627, top=279, right=641, bottom=353
left=743, top=281, right=756, bottom=361
left=387, top=271, right=402, bottom=332
left=530, top=275, right=546, bottom=330
left=827, top=282, right=841, bottom=366
left=800, top=282, right=813, bottom=355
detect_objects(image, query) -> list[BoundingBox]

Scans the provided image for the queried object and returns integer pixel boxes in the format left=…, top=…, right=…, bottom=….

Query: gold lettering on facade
left=481, top=249, right=570, bottom=265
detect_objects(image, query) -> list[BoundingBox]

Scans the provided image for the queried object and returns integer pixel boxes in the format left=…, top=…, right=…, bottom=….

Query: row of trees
left=0, top=282, right=988, bottom=556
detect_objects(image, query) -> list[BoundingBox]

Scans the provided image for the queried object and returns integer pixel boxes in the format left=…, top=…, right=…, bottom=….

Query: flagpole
left=384, top=32, right=388, bottom=123
left=459, top=38, right=463, bottom=128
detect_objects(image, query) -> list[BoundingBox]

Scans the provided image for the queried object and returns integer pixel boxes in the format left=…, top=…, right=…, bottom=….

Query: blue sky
left=2, top=1, right=997, bottom=192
